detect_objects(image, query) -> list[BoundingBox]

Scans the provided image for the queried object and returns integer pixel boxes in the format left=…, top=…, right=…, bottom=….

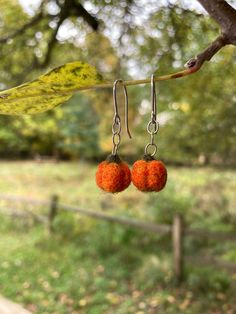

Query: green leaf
left=0, top=61, right=104, bottom=115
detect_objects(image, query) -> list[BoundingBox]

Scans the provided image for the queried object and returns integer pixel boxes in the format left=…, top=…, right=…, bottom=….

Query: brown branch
left=36, top=0, right=99, bottom=68
left=185, top=0, right=236, bottom=72
left=71, top=0, right=99, bottom=30
left=0, top=0, right=49, bottom=44
left=185, top=34, right=227, bottom=69
left=0, top=0, right=99, bottom=65
left=197, top=0, right=236, bottom=44
left=39, top=17, right=66, bottom=68
left=37, top=0, right=73, bottom=68
left=0, top=11, right=43, bottom=44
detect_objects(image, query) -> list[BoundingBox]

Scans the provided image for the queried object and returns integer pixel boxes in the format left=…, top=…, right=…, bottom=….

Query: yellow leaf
left=0, top=61, right=103, bottom=115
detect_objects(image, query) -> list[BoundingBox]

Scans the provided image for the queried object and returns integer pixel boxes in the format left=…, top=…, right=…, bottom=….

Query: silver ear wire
left=144, top=74, right=159, bottom=157
left=111, top=79, right=132, bottom=155
left=113, top=79, right=132, bottom=139
left=151, top=74, right=157, bottom=119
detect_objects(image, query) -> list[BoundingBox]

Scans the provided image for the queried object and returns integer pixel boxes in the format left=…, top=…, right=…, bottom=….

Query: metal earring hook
left=145, top=74, right=159, bottom=157
left=151, top=74, right=157, bottom=120
left=113, top=79, right=132, bottom=139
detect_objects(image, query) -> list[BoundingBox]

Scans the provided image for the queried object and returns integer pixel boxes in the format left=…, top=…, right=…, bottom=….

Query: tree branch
left=36, top=0, right=99, bottom=69
left=0, top=0, right=99, bottom=49
left=197, top=0, right=236, bottom=43
left=185, top=34, right=227, bottom=68
left=185, top=0, right=236, bottom=71
left=71, top=0, right=99, bottom=30
left=0, top=11, right=43, bottom=44
left=39, top=15, right=66, bottom=68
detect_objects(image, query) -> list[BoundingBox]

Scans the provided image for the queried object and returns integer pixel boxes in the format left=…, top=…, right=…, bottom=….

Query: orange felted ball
left=131, top=155, right=167, bottom=192
left=96, top=154, right=131, bottom=193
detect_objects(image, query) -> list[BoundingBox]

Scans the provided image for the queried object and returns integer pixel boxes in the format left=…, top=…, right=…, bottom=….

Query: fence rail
left=0, top=193, right=235, bottom=283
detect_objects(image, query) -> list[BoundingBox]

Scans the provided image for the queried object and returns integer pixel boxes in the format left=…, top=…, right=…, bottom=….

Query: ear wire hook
left=111, top=79, right=132, bottom=156
left=145, top=74, right=159, bottom=157
left=151, top=74, right=157, bottom=120
left=113, top=79, right=132, bottom=139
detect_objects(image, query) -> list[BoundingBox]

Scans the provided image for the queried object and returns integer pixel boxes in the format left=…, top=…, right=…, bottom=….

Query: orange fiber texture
left=96, top=161, right=131, bottom=193
left=131, top=159, right=167, bottom=192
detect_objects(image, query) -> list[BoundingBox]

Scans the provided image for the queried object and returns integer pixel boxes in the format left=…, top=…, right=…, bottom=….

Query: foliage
left=0, top=61, right=103, bottom=115
left=0, top=1, right=235, bottom=164
left=0, top=215, right=234, bottom=314
left=0, top=1, right=235, bottom=312
left=0, top=161, right=235, bottom=313
left=57, top=93, right=100, bottom=159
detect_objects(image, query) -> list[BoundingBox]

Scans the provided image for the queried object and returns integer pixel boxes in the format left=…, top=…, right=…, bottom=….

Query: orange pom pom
left=131, top=155, right=167, bottom=192
left=96, top=154, right=131, bottom=193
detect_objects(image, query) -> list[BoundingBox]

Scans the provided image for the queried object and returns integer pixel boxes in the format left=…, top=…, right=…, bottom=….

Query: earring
left=96, top=79, right=132, bottom=193
left=131, top=74, right=167, bottom=192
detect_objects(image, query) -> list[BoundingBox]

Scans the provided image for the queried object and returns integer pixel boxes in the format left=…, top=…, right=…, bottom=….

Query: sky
left=16, top=0, right=206, bottom=78
left=19, top=0, right=41, bottom=15
left=19, top=0, right=205, bottom=15
left=18, top=0, right=236, bottom=15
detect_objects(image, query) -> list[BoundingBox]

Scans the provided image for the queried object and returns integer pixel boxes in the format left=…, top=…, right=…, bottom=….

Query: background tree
left=0, top=0, right=235, bottom=164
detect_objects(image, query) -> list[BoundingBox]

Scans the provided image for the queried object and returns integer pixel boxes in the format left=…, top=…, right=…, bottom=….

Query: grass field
left=0, top=161, right=235, bottom=313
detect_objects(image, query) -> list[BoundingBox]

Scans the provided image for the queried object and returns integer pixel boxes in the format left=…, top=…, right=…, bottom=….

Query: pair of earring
left=96, top=75, right=167, bottom=193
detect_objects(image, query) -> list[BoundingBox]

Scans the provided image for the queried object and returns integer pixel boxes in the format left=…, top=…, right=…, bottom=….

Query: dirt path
left=0, top=296, right=32, bottom=314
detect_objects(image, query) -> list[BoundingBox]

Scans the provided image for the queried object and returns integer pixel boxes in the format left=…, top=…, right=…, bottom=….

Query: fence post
left=48, top=194, right=59, bottom=233
left=172, top=213, right=184, bottom=285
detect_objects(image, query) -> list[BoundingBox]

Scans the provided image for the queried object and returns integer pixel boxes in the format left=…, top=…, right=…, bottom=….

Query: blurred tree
left=0, top=0, right=235, bottom=164
left=57, top=93, right=100, bottom=160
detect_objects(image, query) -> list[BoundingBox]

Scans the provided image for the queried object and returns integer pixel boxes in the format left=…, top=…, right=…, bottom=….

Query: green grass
left=0, top=161, right=235, bottom=313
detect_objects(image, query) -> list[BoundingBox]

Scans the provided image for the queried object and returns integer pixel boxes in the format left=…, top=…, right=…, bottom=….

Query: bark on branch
left=185, top=34, right=227, bottom=68
left=0, top=11, right=43, bottom=44
left=0, top=0, right=99, bottom=69
left=198, top=0, right=236, bottom=44
left=71, top=0, right=99, bottom=30
left=186, top=0, right=236, bottom=71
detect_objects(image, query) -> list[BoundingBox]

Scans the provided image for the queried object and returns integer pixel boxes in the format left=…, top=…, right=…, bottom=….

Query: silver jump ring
left=114, top=114, right=120, bottom=124
left=112, top=143, right=119, bottom=155
left=147, top=120, right=159, bottom=134
left=112, top=120, right=121, bottom=134
left=112, top=146, right=118, bottom=155
left=112, top=133, right=120, bottom=146
left=145, top=143, right=157, bottom=157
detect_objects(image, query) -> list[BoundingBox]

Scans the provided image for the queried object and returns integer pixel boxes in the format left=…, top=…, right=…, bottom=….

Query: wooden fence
left=0, top=193, right=236, bottom=284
